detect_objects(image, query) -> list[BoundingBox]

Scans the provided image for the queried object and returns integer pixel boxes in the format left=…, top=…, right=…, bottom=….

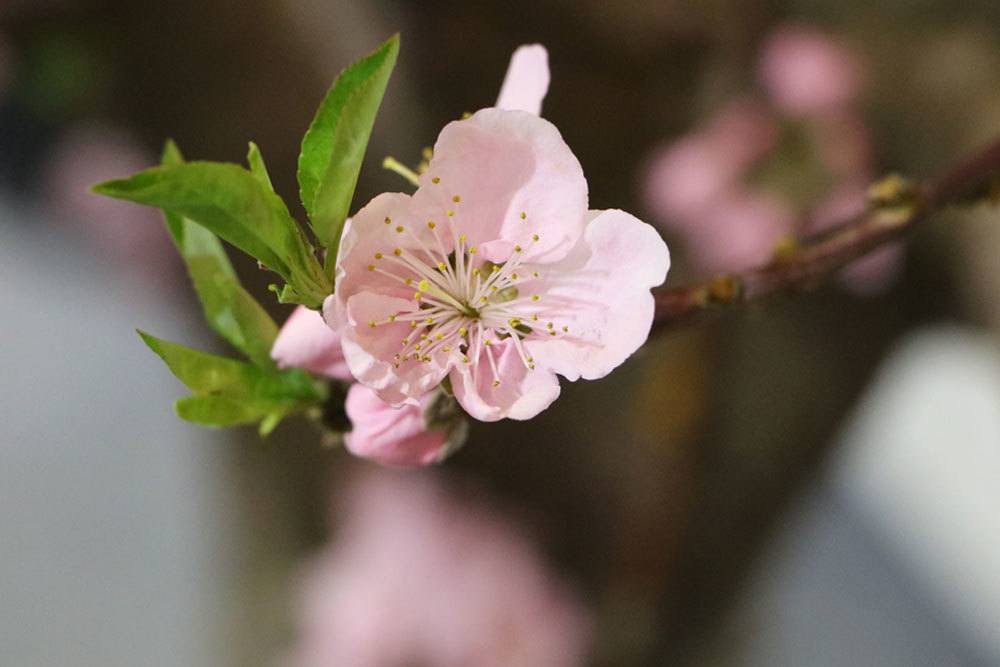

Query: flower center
left=364, top=189, right=572, bottom=387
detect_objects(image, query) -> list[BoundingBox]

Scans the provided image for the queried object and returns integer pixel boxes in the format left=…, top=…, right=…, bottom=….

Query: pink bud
left=344, top=385, right=460, bottom=466
left=758, top=24, right=862, bottom=117
left=271, top=306, right=353, bottom=380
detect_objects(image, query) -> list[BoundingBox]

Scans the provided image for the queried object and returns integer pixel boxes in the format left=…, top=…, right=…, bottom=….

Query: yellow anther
left=431, top=176, right=441, bottom=184
left=427, top=220, right=436, bottom=229
left=443, top=345, right=452, bottom=352
left=532, top=271, right=540, bottom=278
left=531, top=294, right=540, bottom=301
left=437, top=262, right=447, bottom=271
left=472, top=268, right=481, bottom=276
left=546, top=322, right=553, bottom=329
left=420, top=334, right=428, bottom=340
left=531, top=314, right=538, bottom=321
left=549, top=331, right=557, bottom=336
left=490, top=286, right=498, bottom=293
left=520, top=211, right=527, bottom=220
left=532, top=234, right=539, bottom=242
left=384, top=216, right=392, bottom=225
left=462, top=355, right=471, bottom=363
left=459, top=234, right=467, bottom=242
left=435, top=333, right=444, bottom=340
left=480, top=296, right=488, bottom=303
left=452, top=195, right=461, bottom=203
left=491, top=265, right=500, bottom=273
left=526, top=356, right=534, bottom=363
left=422, top=355, right=432, bottom=362
left=374, top=252, right=383, bottom=260
left=414, top=292, right=423, bottom=301
left=404, top=278, right=413, bottom=286
left=447, top=209, right=455, bottom=217
left=424, top=317, right=434, bottom=324
left=422, top=147, right=433, bottom=160
left=394, top=248, right=402, bottom=256
left=484, top=339, right=492, bottom=346
left=401, top=337, right=410, bottom=345
left=529, top=363, right=536, bottom=370
left=492, top=380, right=501, bottom=387
left=410, top=321, right=418, bottom=329
left=367, top=264, right=375, bottom=271
left=459, top=327, right=468, bottom=337
left=511, top=273, right=518, bottom=280
left=514, top=245, right=522, bottom=252
left=395, top=225, right=404, bottom=233
left=418, top=279, right=430, bottom=291
left=469, top=246, right=478, bottom=255
left=388, top=315, right=397, bottom=322
left=414, top=343, right=422, bottom=350
left=562, top=326, right=569, bottom=332
left=368, top=320, right=377, bottom=328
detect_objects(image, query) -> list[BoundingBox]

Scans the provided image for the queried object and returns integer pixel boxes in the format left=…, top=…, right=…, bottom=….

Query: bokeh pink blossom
left=286, top=471, right=593, bottom=667
left=643, top=23, right=902, bottom=295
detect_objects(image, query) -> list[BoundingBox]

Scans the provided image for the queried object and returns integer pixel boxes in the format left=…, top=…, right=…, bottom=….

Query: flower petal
left=450, top=339, right=561, bottom=422
left=495, top=44, right=550, bottom=116
left=526, top=209, right=670, bottom=381
left=413, top=108, right=588, bottom=263
left=328, top=292, right=448, bottom=406
left=271, top=305, right=352, bottom=380
left=335, top=191, right=442, bottom=304
left=344, top=384, right=449, bottom=466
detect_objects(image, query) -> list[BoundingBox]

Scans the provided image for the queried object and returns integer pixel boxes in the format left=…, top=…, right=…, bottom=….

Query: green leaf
left=158, top=141, right=279, bottom=367
left=138, top=330, right=327, bottom=431
left=94, top=161, right=331, bottom=307
left=175, top=395, right=272, bottom=427
left=298, top=34, right=399, bottom=267
left=246, top=141, right=274, bottom=192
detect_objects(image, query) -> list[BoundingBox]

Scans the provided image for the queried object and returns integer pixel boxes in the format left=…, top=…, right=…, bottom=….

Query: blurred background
left=2, top=1, right=1000, bottom=665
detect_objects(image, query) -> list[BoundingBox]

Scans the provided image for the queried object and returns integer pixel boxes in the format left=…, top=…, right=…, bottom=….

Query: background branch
left=651, top=137, right=1000, bottom=332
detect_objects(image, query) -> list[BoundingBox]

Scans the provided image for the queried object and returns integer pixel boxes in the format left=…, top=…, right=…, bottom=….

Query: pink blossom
left=758, top=24, right=862, bottom=117
left=343, top=384, right=461, bottom=466
left=41, top=124, right=178, bottom=282
left=496, top=44, right=550, bottom=116
left=328, top=54, right=669, bottom=422
left=272, top=305, right=353, bottom=380
left=288, top=471, right=593, bottom=667
left=687, top=189, right=796, bottom=274
left=644, top=98, right=777, bottom=223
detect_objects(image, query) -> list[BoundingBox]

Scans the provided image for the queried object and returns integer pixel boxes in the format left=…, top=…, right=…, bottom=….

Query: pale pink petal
left=343, top=385, right=450, bottom=466
left=413, top=108, right=588, bottom=263
left=333, top=191, right=435, bottom=303
left=271, top=305, right=352, bottom=380
left=758, top=24, right=862, bottom=116
left=451, top=339, right=561, bottom=422
left=328, top=292, right=448, bottom=406
left=495, top=44, right=550, bottom=116
left=524, top=209, right=669, bottom=381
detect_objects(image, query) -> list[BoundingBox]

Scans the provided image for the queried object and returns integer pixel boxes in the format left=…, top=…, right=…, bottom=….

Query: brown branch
left=651, top=137, right=1000, bottom=333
